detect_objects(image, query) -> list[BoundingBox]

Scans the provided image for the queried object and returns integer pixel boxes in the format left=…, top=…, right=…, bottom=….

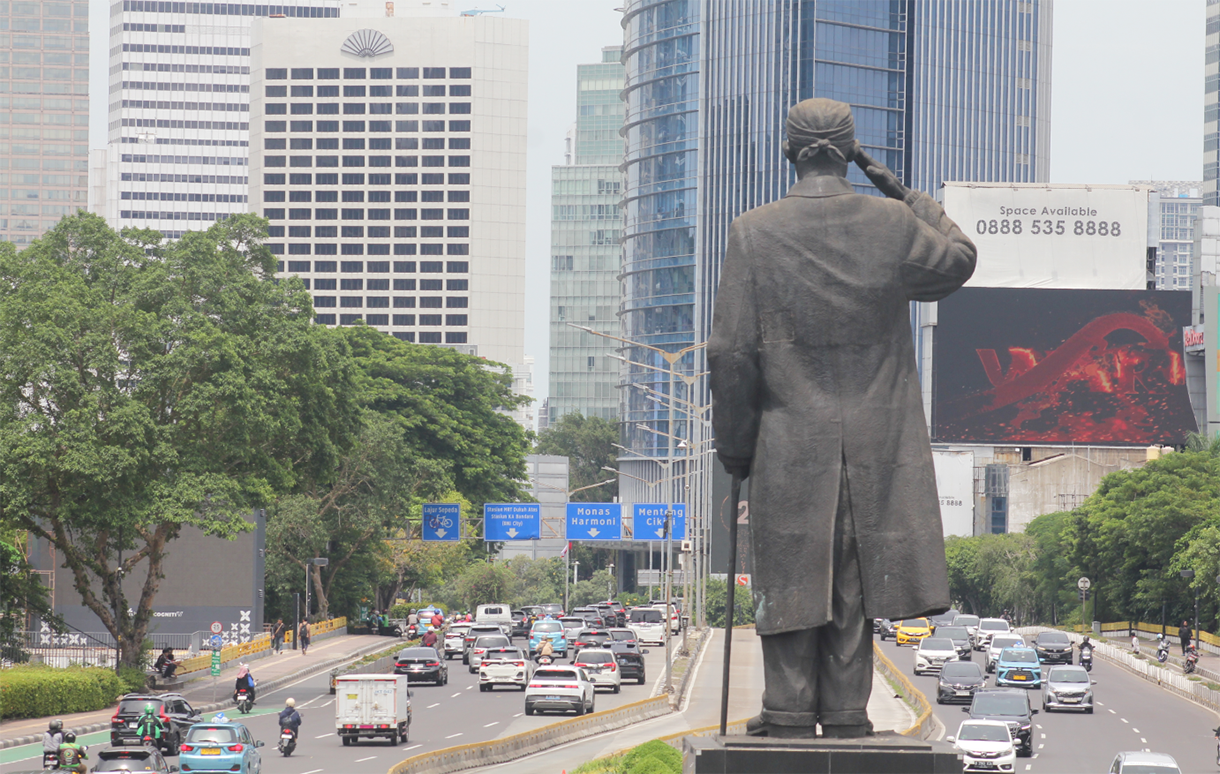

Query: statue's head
left=783, top=98, right=859, bottom=173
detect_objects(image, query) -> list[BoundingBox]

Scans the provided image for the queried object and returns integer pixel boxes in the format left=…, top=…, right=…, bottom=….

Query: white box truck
left=335, top=674, right=412, bottom=746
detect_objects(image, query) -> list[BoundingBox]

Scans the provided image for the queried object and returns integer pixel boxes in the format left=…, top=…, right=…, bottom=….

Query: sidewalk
left=475, top=628, right=917, bottom=772
left=1104, top=629, right=1220, bottom=683
left=0, top=633, right=390, bottom=747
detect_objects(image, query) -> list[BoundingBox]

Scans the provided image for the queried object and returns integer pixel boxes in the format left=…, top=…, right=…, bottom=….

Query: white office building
left=247, top=12, right=527, bottom=364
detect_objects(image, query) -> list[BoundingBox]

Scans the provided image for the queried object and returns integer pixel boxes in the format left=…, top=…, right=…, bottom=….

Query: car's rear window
left=539, top=604, right=563, bottom=613
left=118, top=699, right=163, bottom=714
left=486, top=649, right=522, bottom=659
left=481, top=606, right=505, bottom=616
left=95, top=757, right=160, bottom=772
left=475, top=636, right=509, bottom=648
left=610, top=630, right=635, bottom=640
left=936, top=627, right=969, bottom=639
left=534, top=669, right=577, bottom=680
left=533, top=622, right=562, bottom=632
left=577, top=651, right=613, bottom=664
left=631, top=610, right=663, bottom=623
left=979, top=619, right=1010, bottom=631
left=971, top=693, right=1028, bottom=715
left=953, top=615, right=980, bottom=627
left=185, top=726, right=238, bottom=744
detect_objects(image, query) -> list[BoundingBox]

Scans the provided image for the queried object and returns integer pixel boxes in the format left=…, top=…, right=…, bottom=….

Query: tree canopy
left=535, top=411, right=618, bottom=502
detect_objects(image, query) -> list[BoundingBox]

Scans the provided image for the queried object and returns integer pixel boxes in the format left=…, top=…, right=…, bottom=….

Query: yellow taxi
left=895, top=617, right=934, bottom=646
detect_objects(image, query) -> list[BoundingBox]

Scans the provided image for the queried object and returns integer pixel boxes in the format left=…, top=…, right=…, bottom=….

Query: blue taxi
left=178, top=719, right=263, bottom=774
left=528, top=619, right=568, bottom=658
left=995, top=647, right=1043, bottom=689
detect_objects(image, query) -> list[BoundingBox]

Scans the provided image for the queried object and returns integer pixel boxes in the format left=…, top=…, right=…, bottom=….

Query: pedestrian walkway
left=475, top=628, right=918, bottom=772
left=0, top=632, right=388, bottom=746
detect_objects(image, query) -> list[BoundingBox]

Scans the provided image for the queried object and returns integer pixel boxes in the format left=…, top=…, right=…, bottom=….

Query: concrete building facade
left=1135, top=180, right=1203, bottom=291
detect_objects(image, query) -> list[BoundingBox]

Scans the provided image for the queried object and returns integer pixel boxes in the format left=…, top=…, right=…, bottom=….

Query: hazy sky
left=89, top=0, right=1204, bottom=409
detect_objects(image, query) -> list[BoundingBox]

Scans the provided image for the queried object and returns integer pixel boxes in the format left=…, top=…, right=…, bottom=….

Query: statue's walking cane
left=719, top=471, right=742, bottom=737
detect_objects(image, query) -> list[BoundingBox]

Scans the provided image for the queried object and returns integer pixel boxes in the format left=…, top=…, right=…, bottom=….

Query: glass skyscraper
left=548, top=46, right=625, bottom=424
left=1207, top=0, right=1220, bottom=206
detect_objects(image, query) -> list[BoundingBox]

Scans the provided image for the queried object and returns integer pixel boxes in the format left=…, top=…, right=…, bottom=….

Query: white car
left=986, top=634, right=1026, bottom=673
left=479, top=646, right=533, bottom=691
left=914, top=636, right=958, bottom=675
left=524, top=665, right=596, bottom=716
left=468, top=634, right=511, bottom=673
left=975, top=618, right=1012, bottom=651
left=443, top=624, right=471, bottom=660
left=628, top=608, right=666, bottom=645
left=952, top=614, right=980, bottom=646
left=951, top=719, right=1017, bottom=773
left=572, top=648, right=622, bottom=693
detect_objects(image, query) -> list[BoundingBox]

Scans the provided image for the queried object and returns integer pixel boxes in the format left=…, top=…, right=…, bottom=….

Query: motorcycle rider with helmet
left=57, top=731, right=89, bottom=773
left=233, top=663, right=256, bottom=705
left=279, top=697, right=302, bottom=744
left=42, top=718, right=64, bottom=769
left=135, top=703, right=166, bottom=749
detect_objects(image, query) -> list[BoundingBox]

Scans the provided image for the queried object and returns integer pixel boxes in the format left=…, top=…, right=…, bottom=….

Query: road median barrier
left=872, top=641, right=935, bottom=739
left=328, top=640, right=417, bottom=693
left=386, top=695, right=672, bottom=774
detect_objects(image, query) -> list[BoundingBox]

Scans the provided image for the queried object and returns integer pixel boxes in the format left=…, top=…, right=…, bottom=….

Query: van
left=476, top=604, right=513, bottom=637
left=335, top=674, right=412, bottom=746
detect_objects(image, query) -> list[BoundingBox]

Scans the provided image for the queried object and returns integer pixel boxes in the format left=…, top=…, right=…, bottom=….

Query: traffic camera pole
left=719, top=471, right=742, bottom=737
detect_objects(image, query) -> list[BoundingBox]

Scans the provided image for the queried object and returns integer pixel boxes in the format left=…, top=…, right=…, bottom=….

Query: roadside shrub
left=620, top=739, right=681, bottom=774
left=118, top=664, right=150, bottom=694
left=0, top=664, right=127, bottom=719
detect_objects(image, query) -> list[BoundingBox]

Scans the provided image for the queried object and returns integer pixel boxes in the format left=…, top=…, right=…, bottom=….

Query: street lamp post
left=536, top=477, right=616, bottom=615
left=608, top=563, right=616, bottom=600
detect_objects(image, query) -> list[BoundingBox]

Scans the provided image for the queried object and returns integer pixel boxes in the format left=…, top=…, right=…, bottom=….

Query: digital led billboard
left=933, top=288, right=1197, bottom=446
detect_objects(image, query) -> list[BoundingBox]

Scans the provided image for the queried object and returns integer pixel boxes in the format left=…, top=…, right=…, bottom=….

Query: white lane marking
left=513, top=712, right=523, bottom=717
left=356, top=756, right=377, bottom=762
left=466, top=685, right=473, bottom=690
left=445, top=732, right=463, bottom=739
left=1121, top=718, right=1128, bottom=724
left=1035, top=724, right=1043, bottom=729
left=1040, top=733, right=1046, bottom=739
left=300, top=770, right=324, bottom=774
left=1038, top=743, right=1044, bottom=749
left=1096, top=701, right=1104, bottom=706
left=314, top=733, right=334, bottom=739
left=1109, top=709, right=1117, bottom=714
left=427, top=703, right=440, bottom=709
left=1132, top=728, right=1139, bottom=733
left=404, top=744, right=422, bottom=751
left=484, top=721, right=498, bottom=727
left=1025, top=766, right=1032, bottom=771
left=451, top=693, right=462, bottom=698
left=319, top=700, right=333, bottom=708
left=1141, top=738, right=1147, bottom=744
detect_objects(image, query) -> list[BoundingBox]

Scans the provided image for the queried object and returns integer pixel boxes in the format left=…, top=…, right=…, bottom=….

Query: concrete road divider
left=387, top=695, right=672, bottom=774
left=872, top=642, right=936, bottom=739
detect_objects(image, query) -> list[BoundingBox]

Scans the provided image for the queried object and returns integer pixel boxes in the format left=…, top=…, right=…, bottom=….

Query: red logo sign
left=1183, top=326, right=1205, bottom=350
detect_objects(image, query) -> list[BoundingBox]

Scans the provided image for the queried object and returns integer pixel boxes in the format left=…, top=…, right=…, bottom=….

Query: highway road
left=877, top=634, right=1220, bottom=772
left=3, top=637, right=670, bottom=774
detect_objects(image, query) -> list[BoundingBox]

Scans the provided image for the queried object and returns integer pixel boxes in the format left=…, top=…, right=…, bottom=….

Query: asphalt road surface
left=3, top=638, right=670, bottom=774
left=877, top=634, right=1220, bottom=772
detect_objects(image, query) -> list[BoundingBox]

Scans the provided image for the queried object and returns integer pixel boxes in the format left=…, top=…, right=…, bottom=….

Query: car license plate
left=201, top=748, right=222, bottom=755
left=546, top=695, right=563, bottom=700
left=128, top=722, right=137, bottom=728
left=956, top=690, right=971, bottom=696
left=1013, top=674, right=1028, bottom=680
left=975, top=762, right=996, bottom=769
left=1063, top=697, right=1080, bottom=703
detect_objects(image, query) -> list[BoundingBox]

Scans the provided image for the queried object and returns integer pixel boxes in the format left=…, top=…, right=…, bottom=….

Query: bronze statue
left=708, top=98, right=977, bottom=739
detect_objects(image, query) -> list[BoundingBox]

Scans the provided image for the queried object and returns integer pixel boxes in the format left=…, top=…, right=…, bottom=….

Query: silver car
left=1041, top=665, right=1094, bottom=713
left=986, top=634, right=1026, bottom=673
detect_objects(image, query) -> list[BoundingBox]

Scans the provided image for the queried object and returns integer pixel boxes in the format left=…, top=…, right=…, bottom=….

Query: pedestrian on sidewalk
left=1180, top=620, right=1193, bottom=656
left=298, top=621, right=311, bottom=655
left=1131, top=633, right=1140, bottom=655
left=272, top=619, right=286, bottom=653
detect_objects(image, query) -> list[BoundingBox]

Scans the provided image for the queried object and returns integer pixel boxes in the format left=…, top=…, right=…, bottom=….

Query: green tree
left=535, top=412, right=619, bottom=502
left=0, top=213, right=358, bottom=666
left=705, top=578, right=754, bottom=627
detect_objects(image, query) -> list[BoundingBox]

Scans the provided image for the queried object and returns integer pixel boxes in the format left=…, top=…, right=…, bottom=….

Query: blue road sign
left=566, top=503, right=622, bottom=541
left=210, top=634, right=223, bottom=650
left=422, top=503, right=461, bottom=541
left=485, top=503, right=540, bottom=541
left=632, top=503, right=686, bottom=541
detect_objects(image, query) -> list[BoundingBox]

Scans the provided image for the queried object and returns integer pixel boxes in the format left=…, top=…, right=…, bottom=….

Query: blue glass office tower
left=618, top=0, right=1052, bottom=492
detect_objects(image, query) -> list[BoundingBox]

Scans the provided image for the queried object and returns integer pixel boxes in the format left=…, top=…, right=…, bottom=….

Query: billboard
left=933, top=288, right=1197, bottom=446
left=941, top=183, right=1149, bottom=290
left=933, top=451, right=975, bottom=537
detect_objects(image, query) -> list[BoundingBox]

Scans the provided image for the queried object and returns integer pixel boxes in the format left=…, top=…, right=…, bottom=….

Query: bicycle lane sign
left=422, top=503, right=461, bottom=541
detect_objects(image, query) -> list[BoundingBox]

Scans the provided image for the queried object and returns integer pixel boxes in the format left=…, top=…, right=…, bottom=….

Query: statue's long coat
left=708, top=174, right=977, bottom=636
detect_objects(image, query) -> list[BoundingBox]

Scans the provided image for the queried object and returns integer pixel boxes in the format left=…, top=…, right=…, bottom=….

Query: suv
left=934, top=626, right=974, bottom=661
left=1033, top=631, right=1073, bottom=665
left=963, top=689, right=1037, bottom=757
left=462, top=624, right=505, bottom=664
left=510, top=610, right=531, bottom=638
left=593, top=604, right=622, bottom=628
left=608, top=641, right=646, bottom=685
left=603, top=600, right=628, bottom=625
left=110, top=693, right=201, bottom=754
left=571, top=607, right=606, bottom=628
left=94, top=745, right=176, bottom=773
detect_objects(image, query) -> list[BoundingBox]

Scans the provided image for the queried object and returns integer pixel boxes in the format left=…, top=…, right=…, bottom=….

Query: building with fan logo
left=247, top=9, right=528, bottom=367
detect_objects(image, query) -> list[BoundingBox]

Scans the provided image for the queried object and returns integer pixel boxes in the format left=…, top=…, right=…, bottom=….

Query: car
left=1041, top=665, right=1093, bottom=713
left=952, top=614, right=980, bottom=645
left=963, top=689, right=1037, bottom=757
left=875, top=618, right=897, bottom=640
left=177, top=721, right=263, bottom=773
left=572, top=647, right=622, bottom=693
left=469, top=634, right=511, bottom=673
left=593, top=604, right=622, bottom=628
left=510, top=610, right=531, bottom=638
left=937, top=660, right=987, bottom=704
left=571, top=628, right=613, bottom=655
left=975, top=618, right=1012, bottom=651
left=479, top=646, right=534, bottom=691
left=462, top=624, right=505, bottom=664
left=559, top=616, right=587, bottom=638
left=1033, top=630, right=1073, bottom=664
left=525, top=665, right=596, bottom=716
left=528, top=619, right=569, bottom=657
left=929, top=609, right=960, bottom=629
left=93, top=745, right=179, bottom=773
left=986, top=635, right=1026, bottom=673
left=572, top=607, right=607, bottom=628
left=914, top=636, right=958, bottom=675
left=393, top=646, right=448, bottom=685
left=1108, top=752, right=1182, bottom=774
left=995, top=647, right=1042, bottom=688
left=602, top=600, right=628, bottom=624
left=950, top=719, right=1017, bottom=773
left=628, top=608, right=666, bottom=645
left=607, top=627, right=638, bottom=645
left=443, top=623, right=471, bottom=660
left=608, top=641, right=647, bottom=685
left=933, top=625, right=974, bottom=661
left=538, top=602, right=564, bottom=618
left=895, top=618, right=933, bottom=647
left=109, top=693, right=200, bottom=755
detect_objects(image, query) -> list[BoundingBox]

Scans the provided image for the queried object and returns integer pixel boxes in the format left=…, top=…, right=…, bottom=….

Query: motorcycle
left=1079, top=647, right=1093, bottom=673
left=535, top=654, right=554, bottom=666
left=236, top=689, right=253, bottom=714
left=42, top=750, right=61, bottom=769
left=1157, top=638, right=1170, bottom=664
left=1185, top=645, right=1199, bottom=675
left=278, top=727, right=297, bottom=757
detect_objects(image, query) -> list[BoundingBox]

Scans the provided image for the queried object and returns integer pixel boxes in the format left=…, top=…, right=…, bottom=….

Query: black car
left=94, top=745, right=177, bottom=772
left=594, top=603, right=624, bottom=628
left=1033, top=631, right=1073, bottom=665
left=571, top=629, right=613, bottom=653
left=934, top=625, right=974, bottom=660
left=876, top=619, right=897, bottom=640
left=608, top=641, right=647, bottom=684
left=963, top=689, right=1037, bottom=757
left=538, top=603, right=564, bottom=618
left=571, top=607, right=606, bottom=628
left=110, top=693, right=200, bottom=755
left=607, top=628, right=638, bottom=645
left=936, top=660, right=987, bottom=704
left=928, top=608, right=960, bottom=632
left=510, top=610, right=531, bottom=638
left=602, top=600, right=628, bottom=625
left=394, top=646, right=448, bottom=685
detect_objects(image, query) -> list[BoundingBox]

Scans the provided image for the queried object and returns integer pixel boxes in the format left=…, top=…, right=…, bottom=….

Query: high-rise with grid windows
left=1135, top=180, right=1202, bottom=291
left=547, top=46, right=624, bottom=425
left=249, top=12, right=527, bottom=366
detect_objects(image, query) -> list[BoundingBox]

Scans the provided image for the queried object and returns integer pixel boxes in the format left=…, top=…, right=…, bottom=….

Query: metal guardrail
left=176, top=617, right=347, bottom=677
left=2, top=629, right=207, bottom=669
left=872, top=641, right=935, bottom=739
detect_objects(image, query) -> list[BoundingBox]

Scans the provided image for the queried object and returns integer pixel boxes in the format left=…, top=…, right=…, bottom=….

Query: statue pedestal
left=683, top=733, right=961, bottom=774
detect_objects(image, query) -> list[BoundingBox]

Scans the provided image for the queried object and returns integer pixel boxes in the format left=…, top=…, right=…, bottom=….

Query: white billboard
left=933, top=450, right=975, bottom=538
left=941, top=183, right=1149, bottom=290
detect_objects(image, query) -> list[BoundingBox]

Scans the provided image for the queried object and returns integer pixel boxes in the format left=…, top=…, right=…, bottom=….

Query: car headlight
left=1045, top=690, right=1056, bottom=700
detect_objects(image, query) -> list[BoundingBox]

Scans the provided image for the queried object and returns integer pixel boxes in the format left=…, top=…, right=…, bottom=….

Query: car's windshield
left=1049, top=669, right=1089, bottom=683
left=631, top=610, right=663, bottom=623
left=959, top=724, right=1010, bottom=742
left=979, top=620, right=1009, bottom=631
left=185, top=726, right=238, bottom=744
left=921, top=638, right=953, bottom=650
left=901, top=619, right=928, bottom=628
left=971, top=694, right=1028, bottom=716
left=1001, top=649, right=1037, bottom=663
left=577, top=651, right=612, bottom=664
left=1119, top=767, right=1180, bottom=774
left=991, top=637, right=1023, bottom=651
left=941, top=663, right=983, bottom=679
left=936, top=627, right=969, bottom=640
left=954, top=616, right=980, bottom=627
left=534, top=669, right=577, bottom=680
left=1038, top=632, right=1069, bottom=644
left=533, top=622, right=562, bottom=633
